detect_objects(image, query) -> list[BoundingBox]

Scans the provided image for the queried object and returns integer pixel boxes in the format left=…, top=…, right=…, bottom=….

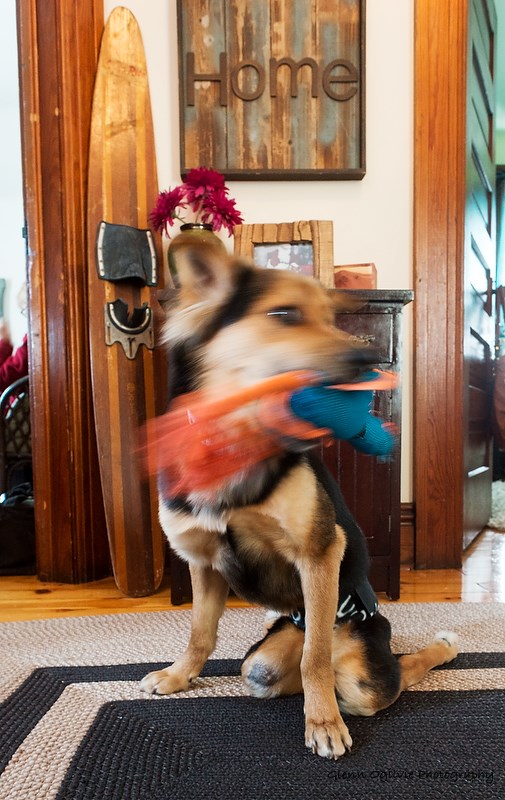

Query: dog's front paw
left=305, top=718, right=353, bottom=759
left=140, top=667, right=191, bottom=695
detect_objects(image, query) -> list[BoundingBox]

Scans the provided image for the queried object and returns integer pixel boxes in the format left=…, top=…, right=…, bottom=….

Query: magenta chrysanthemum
left=201, top=188, right=244, bottom=236
left=183, top=167, right=226, bottom=208
left=150, top=167, right=243, bottom=237
left=149, top=186, right=187, bottom=235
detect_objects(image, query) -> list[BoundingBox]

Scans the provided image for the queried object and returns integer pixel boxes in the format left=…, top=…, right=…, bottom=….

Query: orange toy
left=138, top=369, right=398, bottom=496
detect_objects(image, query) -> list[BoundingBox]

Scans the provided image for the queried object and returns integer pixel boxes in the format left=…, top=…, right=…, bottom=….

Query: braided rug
left=1, top=603, right=504, bottom=800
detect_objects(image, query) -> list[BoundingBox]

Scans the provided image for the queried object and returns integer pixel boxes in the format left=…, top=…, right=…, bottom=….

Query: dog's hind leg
left=333, top=623, right=458, bottom=715
left=243, top=614, right=401, bottom=718
left=242, top=616, right=305, bottom=698
left=332, top=619, right=458, bottom=715
left=243, top=615, right=458, bottom=721
left=397, top=631, right=458, bottom=691
left=140, top=564, right=229, bottom=695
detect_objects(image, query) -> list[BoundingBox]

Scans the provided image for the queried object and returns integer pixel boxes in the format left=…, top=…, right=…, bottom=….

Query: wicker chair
left=0, top=376, right=32, bottom=496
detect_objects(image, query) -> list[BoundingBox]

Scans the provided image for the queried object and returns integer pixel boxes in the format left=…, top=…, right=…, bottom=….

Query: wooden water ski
left=87, top=7, right=166, bottom=596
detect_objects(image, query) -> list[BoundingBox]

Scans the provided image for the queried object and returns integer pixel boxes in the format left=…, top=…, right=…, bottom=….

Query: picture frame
left=233, top=220, right=334, bottom=287
left=177, top=0, right=365, bottom=180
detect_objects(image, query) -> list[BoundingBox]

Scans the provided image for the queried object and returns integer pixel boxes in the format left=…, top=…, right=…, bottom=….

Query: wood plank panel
left=177, top=0, right=365, bottom=179
left=177, top=0, right=227, bottom=171
left=269, top=0, right=316, bottom=171
left=17, top=0, right=111, bottom=582
left=227, top=1, right=272, bottom=170
left=317, top=0, right=364, bottom=170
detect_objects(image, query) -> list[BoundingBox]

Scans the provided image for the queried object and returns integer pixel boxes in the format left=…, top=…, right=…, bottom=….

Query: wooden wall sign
left=177, top=0, right=365, bottom=180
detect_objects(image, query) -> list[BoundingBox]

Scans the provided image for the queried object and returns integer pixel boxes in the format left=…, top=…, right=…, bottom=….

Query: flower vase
left=168, top=223, right=226, bottom=283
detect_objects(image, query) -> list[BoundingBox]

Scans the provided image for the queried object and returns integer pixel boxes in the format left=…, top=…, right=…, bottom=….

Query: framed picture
left=177, top=0, right=365, bottom=180
left=233, top=220, right=334, bottom=287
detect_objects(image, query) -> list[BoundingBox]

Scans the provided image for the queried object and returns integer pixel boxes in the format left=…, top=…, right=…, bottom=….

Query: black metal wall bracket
left=104, top=299, right=154, bottom=359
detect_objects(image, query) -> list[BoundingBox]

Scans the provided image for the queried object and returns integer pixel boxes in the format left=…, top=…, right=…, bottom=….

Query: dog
left=140, top=236, right=458, bottom=759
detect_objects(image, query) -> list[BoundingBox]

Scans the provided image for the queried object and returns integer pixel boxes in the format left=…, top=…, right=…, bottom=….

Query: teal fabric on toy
left=350, top=415, right=395, bottom=456
left=289, top=372, right=395, bottom=457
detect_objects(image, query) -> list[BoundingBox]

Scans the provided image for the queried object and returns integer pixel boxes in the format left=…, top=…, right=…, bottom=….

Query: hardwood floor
left=0, top=529, right=503, bottom=623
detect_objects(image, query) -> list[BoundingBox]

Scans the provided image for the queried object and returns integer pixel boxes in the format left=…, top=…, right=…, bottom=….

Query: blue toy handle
left=289, top=374, right=395, bottom=457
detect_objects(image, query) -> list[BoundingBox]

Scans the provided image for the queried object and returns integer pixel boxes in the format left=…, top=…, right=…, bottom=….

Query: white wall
left=0, top=1, right=27, bottom=347
left=105, top=0, right=415, bottom=500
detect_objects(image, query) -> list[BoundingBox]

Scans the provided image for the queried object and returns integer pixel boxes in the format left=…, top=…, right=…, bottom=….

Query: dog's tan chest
left=159, top=500, right=300, bottom=572
left=159, top=502, right=229, bottom=568
left=228, top=461, right=322, bottom=560
left=158, top=461, right=326, bottom=573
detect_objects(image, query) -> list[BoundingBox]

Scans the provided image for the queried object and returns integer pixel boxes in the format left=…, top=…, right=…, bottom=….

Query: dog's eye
left=266, top=306, right=304, bottom=325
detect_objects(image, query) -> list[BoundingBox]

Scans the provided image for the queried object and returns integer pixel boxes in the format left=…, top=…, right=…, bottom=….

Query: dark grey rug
left=1, top=604, right=504, bottom=799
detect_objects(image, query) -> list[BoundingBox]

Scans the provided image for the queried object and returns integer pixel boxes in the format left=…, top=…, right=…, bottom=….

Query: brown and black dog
left=140, top=236, right=457, bottom=759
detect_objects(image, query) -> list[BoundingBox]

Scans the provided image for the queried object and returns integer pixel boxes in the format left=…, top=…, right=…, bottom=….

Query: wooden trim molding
left=413, top=0, right=467, bottom=568
left=400, top=502, right=415, bottom=568
left=17, top=0, right=110, bottom=581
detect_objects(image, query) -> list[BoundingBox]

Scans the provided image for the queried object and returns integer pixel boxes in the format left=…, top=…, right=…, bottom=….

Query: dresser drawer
left=335, top=312, right=394, bottom=365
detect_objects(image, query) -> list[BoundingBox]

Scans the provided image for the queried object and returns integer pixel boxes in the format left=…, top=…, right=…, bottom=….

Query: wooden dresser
left=327, top=289, right=413, bottom=599
left=168, top=289, right=413, bottom=603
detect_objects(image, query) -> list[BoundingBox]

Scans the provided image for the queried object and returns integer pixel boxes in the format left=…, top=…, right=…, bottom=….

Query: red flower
left=183, top=167, right=226, bottom=209
left=149, top=186, right=187, bottom=235
left=201, top=188, right=244, bottom=236
left=150, top=168, right=243, bottom=237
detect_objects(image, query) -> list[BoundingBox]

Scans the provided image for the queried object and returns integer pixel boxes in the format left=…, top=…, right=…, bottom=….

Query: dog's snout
left=327, top=345, right=381, bottom=386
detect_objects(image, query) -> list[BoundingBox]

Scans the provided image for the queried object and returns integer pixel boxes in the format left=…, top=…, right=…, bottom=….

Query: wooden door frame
left=413, top=0, right=468, bottom=568
left=17, top=0, right=110, bottom=581
left=16, top=0, right=468, bottom=579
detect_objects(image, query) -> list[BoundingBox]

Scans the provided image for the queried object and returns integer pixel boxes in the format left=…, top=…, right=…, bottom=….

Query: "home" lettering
left=185, top=53, right=359, bottom=106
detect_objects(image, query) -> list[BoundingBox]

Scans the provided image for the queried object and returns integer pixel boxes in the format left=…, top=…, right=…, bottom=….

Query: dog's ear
left=157, top=286, right=176, bottom=314
left=168, top=234, right=233, bottom=300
